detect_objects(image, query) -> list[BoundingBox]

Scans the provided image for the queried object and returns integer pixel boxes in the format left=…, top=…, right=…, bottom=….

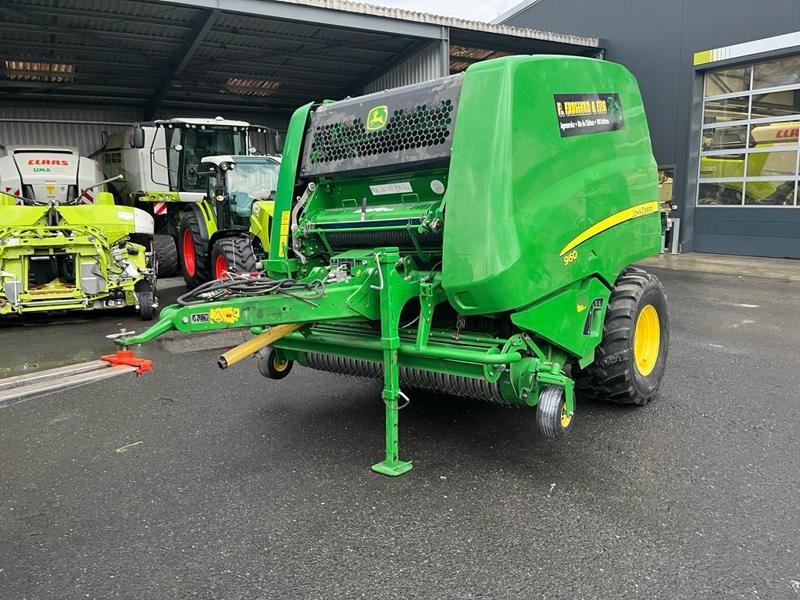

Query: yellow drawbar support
left=218, top=323, right=302, bottom=369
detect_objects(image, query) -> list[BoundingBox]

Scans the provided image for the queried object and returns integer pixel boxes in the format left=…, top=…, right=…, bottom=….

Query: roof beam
left=158, top=0, right=444, bottom=40
left=144, top=8, right=219, bottom=119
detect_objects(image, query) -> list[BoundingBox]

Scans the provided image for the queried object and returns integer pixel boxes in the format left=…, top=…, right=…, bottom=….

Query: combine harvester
left=115, top=56, right=669, bottom=475
left=0, top=146, right=156, bottom=319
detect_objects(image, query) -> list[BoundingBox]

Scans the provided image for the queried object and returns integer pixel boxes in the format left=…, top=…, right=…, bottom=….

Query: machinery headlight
left=0, top=238, right=20, bottom=246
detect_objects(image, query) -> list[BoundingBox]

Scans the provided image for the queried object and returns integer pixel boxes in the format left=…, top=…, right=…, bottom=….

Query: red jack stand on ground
left=0, top=350, right=153, bottom=407
left=99, top=349, right=153, bottom=375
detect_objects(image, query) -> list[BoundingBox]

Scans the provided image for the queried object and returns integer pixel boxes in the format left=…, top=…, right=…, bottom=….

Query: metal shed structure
left=0, top=0, right=600, bottom=155
left=501, top=0, right=800, bottom=259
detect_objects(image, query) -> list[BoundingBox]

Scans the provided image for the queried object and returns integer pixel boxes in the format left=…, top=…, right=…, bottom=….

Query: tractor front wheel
left=178, top=213, right=209, bottom=289
left=210, top=236, right=259, bottom=280
left=578, top=267, right=669, bottom=405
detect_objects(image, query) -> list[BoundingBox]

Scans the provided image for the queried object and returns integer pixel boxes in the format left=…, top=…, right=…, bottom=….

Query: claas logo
left=366, top=105, right=388, bottom=131
left=27, top=159, right=69, bottom=166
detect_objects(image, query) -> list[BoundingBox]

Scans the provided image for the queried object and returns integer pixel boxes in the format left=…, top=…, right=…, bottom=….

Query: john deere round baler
left=120, top=56, right=669, bottom=475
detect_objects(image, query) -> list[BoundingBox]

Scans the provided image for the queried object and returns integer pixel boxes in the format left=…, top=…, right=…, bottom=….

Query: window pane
left=705, top=66, right=751, bottom=96
left=701, top=125, right=748, bottom=150
left=746, top=150, right=798, bottom=177
left=658, top=167, right=674, bottom=208
left=699, top=154, right=746, bottom=179
left=750, top=89, right=800, bottom=120
left=753, top=55, right=800, bottom=90
left=698, top=182, right=744, bottom=205
left=750, top=121, right=800, bottom=146
left=744, top=180, right=797, bottom=205
left=703, top=95, right=749, bottom=124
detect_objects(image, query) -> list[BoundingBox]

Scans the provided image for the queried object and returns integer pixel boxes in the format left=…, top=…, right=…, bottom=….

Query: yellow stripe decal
left=559, top=201, right=659, bottom=256
left=693, top=49, right=714, bottom=66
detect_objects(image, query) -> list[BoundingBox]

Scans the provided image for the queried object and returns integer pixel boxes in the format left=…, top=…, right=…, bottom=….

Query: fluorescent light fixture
left=4, top=60, right=76, bottom=82
left=225, top=77, right=281, bottom=97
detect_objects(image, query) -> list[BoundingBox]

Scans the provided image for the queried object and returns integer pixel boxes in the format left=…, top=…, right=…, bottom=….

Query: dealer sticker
left=369, top=182, right=413, bottom=196
left=554, top=93, right=625, bottom=137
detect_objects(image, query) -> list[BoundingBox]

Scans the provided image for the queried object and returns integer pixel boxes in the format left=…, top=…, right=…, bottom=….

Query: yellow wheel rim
left=273, top=357, right=289, bottom=372
left=633, top=304, right=660, bottom=376
left=560, top=405, right=572, bottom=428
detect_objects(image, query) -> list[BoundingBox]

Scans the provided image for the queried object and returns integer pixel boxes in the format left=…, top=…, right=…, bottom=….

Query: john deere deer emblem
left=366, top=105, right=388, bottom=131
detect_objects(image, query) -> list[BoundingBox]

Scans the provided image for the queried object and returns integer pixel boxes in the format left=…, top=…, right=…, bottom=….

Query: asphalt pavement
left=1, top=266, right=798, bottom=599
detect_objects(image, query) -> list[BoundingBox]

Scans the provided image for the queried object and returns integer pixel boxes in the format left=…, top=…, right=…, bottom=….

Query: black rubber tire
left=258, top=348, right=293, bottom=379
left=210, top=236, right=259, bottom=279
left=577, top=266, right=669, bottom=405
left=153, top=234, right=178, bottom=278
left=178, top=212, right=210, bottom=289
left=137, top=291, right=155, bottom=321
left=536, top=385, right=573, bottom=439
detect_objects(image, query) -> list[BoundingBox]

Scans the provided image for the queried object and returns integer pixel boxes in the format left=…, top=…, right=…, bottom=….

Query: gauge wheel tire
left=178, top=212, right=210, bottom=289
left=258, top=348, right=293, bottom=380
left=137, top=291, right=155, bottom=321
left=211, top=236, right=259, bottom=280
left=536, top=385, right=573, bottom=439
left=154, top=234, right=178, bottom=278
left=577, top=266, right=669, bottom=406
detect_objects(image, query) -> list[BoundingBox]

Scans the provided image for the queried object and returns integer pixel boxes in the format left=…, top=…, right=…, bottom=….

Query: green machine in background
left=120, top=56, right=669, bottom=475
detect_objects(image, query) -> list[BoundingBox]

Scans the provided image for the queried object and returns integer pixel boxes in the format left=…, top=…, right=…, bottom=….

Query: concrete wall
left=503, top=0, right=800, bottom=257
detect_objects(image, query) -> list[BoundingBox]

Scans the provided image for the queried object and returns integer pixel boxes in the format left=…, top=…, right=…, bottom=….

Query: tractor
left=97, top=117, right=281, bottom=284
left=183, top=154, right=281, bottom=283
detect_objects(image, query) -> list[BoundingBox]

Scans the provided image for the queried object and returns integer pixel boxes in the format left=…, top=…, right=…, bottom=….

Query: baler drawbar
left=119, top=56, right=670, bottom=476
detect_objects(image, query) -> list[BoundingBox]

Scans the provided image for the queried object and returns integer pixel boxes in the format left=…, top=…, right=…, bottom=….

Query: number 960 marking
left=563, top=250, right=578, bottom=266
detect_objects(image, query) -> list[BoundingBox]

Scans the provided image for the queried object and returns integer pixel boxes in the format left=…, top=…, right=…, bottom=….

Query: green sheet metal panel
left=442, top=55, right=660, bottom=314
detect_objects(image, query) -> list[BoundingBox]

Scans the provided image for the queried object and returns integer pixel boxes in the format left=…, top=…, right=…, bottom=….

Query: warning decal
left=554, top=93, right=625, bottom=137
left=209, top=306, right=240, bottom=324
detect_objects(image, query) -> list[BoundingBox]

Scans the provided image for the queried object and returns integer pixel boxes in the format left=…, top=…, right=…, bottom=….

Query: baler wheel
left=178, top=213, right=210, bottom=289
left=258, top=347, right=293, bottom=379
left=577, top=267, right=669, bottom=405
left=536, top=385, right=573, bottom=438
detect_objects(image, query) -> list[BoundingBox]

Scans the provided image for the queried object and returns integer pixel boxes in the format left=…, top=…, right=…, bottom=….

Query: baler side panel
left=268, top=103, right=314, bottom=272
left=442, top=56, right=660, bottom=315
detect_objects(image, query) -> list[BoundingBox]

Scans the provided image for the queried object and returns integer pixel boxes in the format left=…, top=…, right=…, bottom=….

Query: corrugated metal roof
left=270, top=0, right=599, bottom=47
left=0, top=0, right=600, bottom=121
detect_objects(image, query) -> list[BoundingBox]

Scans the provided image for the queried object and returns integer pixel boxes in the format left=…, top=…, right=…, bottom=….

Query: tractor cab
left=201, top=154, right=281, bottom=231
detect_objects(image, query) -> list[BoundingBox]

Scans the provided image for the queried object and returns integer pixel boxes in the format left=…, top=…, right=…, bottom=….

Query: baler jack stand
left=371, top=248, right=412, bottom=477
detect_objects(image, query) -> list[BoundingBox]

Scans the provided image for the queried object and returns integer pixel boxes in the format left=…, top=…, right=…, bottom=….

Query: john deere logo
left=366, top=105, right=388, bottom=131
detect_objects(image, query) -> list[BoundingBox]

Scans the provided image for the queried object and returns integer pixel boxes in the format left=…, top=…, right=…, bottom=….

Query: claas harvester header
left=120, top=56, right=669, bottom=476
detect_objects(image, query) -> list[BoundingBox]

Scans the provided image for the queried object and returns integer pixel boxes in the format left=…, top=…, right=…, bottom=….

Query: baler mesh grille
left=307, top=102, right=454, bottom=165
left=300, top=74, right=462, bottom=177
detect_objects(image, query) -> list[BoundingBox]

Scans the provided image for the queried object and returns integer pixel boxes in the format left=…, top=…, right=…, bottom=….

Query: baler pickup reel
left=118, top=249, right=576, bottom=477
